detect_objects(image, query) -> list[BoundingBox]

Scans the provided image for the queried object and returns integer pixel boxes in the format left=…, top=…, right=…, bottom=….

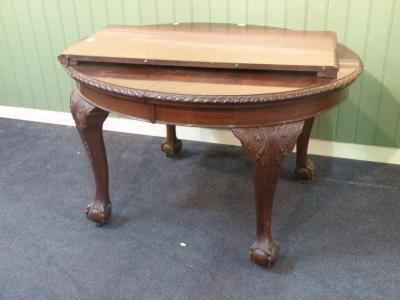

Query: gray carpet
left=0, top=118, right=399, bottom=299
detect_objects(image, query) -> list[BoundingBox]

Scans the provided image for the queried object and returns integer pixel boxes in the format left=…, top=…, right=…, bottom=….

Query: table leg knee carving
left=233, top=122, right=304, bottom=267
left=295, top=117, right=315, bottom=181
left=161, top=125, right=182, bottom=157
left=71, top=89, right=111, bottom=225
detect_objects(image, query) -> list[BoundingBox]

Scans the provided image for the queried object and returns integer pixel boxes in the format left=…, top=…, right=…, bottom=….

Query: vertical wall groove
left=190, top=0, right=194, bottom=22
left=25, top=0, right=50, bottom=109
left=104, top=0, right=110, bottom=25
left=208, top=0, right=212, bottom=22
left=324, top=0, right=329, bottom=31
left=41, top=0, right=65, bottom=111
left=57, top=0, right=76, bottom=110
left=71, top=1, right=81, bottom=35
left=172, top=0, right=177, bottom=23
left=87, top=1, right=95, bottom=31
left=227, top=0, right=230, bottom=23
left=138, top=0, right=143, bottom=25
left=304, top=0, right=309, bottom=29
left=343, top=0, right=351, bottom=42
left=0, top=14, right=10, bottom=106
left=314, top=0, right=329, bottom=137
left=372, top=0, right=397, bottom=144
left=9, top=0, right=36, bottom=108
left=352, top=0, right=373, bottom=141
left=0, top=70, right=8, bottom=105
left=334, top=0, right=352, bottom=139
left=121, top=0, right=127, bottom=24
left=56, top=0, right=67, bottom=46
left=154, top=0, right=160, bottom=24
left=264, top=0, right=268, bottom=25
left=0, top=10, right=22, bottom=106
left=283, top=0, right=288, bottom=28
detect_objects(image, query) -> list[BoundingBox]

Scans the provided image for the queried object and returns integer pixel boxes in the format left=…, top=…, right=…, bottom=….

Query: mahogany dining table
left=60, top=24, right=362, bottom=267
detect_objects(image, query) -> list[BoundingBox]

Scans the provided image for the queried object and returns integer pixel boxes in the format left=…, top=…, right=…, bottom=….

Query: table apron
left=78, top=84, right=348, bottom=128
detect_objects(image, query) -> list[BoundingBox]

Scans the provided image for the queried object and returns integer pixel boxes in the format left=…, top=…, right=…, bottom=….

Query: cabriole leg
left=295, top=117, right=315, bottom=181
left=71, top=89, right=111, bottom=226
left=161, top=124, right=182, bottom=157
left=233, top=122, right=304, bottom=267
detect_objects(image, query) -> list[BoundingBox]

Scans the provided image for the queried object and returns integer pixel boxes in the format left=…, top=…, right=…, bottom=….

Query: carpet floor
left=0, top=118, right=399, bottom=299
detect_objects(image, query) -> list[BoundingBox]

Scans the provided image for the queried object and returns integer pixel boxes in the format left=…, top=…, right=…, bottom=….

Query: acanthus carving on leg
left=161, top=124, right=182, bottom=157
left=71, top=89, right=111, bottom=226
left=295, top=117, right=315, bottom=181
left=233, top=122, right=304, bottom=267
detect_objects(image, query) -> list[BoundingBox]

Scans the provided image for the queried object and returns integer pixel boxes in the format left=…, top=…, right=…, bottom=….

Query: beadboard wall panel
left=0, top=0, right=399, bottom=147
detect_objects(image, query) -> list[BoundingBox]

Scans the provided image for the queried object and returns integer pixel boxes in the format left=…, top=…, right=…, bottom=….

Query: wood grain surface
left=59, top=24, right=338, bottom=78
left=63, top=44, right=360, bottom=104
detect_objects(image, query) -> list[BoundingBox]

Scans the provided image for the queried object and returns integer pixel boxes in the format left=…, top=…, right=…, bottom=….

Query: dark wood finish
left=79, top=84, right=348, bottom=127
left=295, top=117, right=315, bottom=181
left=161, top=125, right=182, bottom=157
left=71, top=90, right=111, bottom=226
left=59, top=24, right=338, bottom=78
left=60, top=24, right=363, bottom=267
left=232, top=122, right=304, bottom=266
left=63, top=42, right=361, bottom=105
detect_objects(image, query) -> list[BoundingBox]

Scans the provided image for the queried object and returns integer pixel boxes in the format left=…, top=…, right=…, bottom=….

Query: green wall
left=0, top=0, right=399, bottom=147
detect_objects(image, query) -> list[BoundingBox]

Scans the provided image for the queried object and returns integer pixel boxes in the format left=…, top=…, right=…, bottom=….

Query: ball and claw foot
left=161, top=139, right=182, bottom=157
left=85, top=200, right=112, bottom=226
left=250, top=239, right=280, bottom=267
left=295, top=159, right=315, bottom=182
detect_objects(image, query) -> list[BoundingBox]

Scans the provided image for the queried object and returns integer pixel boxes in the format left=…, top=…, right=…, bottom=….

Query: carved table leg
left=232, top=122, right=304, bottom=267
left=295, top=117, right=315, bottom=181
left=161, top=124, right=182, bottom=157
left=71, top=90, right=111, bottom=226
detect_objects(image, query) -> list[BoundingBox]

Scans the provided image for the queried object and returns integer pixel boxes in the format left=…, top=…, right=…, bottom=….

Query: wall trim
left=1, top=105, right=400, bottom=165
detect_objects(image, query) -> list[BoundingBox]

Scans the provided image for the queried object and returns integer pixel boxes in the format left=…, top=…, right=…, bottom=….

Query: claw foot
left=161, top=139, right=182, bottom=157
left=85, top=200, right=112, bottom=226
left=295, top=159, right=315, bottom=181
left=250, top=239, right=280, bottom=267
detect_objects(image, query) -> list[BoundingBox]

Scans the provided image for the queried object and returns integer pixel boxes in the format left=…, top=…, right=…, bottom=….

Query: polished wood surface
left=161, top=125, right=182, bottom=157
left=296, top=117, right=316, bottom=181
left=63, top=43, right=360, bottom=105
left=59, top=24, right=338, bottom=78
left=71, top=91, right=111, bottom=225
left=233, top=123, right=304, bottom=266
left=61, top=24, right=363, bottom=268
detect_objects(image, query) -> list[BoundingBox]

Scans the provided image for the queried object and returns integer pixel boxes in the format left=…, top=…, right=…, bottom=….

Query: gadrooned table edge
left=63, top=57, right=363, bottom=105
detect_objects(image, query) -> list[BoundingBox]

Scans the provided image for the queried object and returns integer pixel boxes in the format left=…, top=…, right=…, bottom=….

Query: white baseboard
left=1, top=105, right=400, bottom=165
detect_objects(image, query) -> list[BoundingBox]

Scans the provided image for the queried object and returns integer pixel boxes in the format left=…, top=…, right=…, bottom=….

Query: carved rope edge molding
left=64, top=61, right=363, bottom=104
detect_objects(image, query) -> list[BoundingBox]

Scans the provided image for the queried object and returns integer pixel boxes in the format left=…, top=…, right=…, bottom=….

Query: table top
left=60, top=24, right=338, bottom=77
left=62, top=24, right=362, bottom=105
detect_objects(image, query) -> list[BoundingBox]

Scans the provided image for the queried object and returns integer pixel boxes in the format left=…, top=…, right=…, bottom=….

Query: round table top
left=65, top=26, right=363, bottom=105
